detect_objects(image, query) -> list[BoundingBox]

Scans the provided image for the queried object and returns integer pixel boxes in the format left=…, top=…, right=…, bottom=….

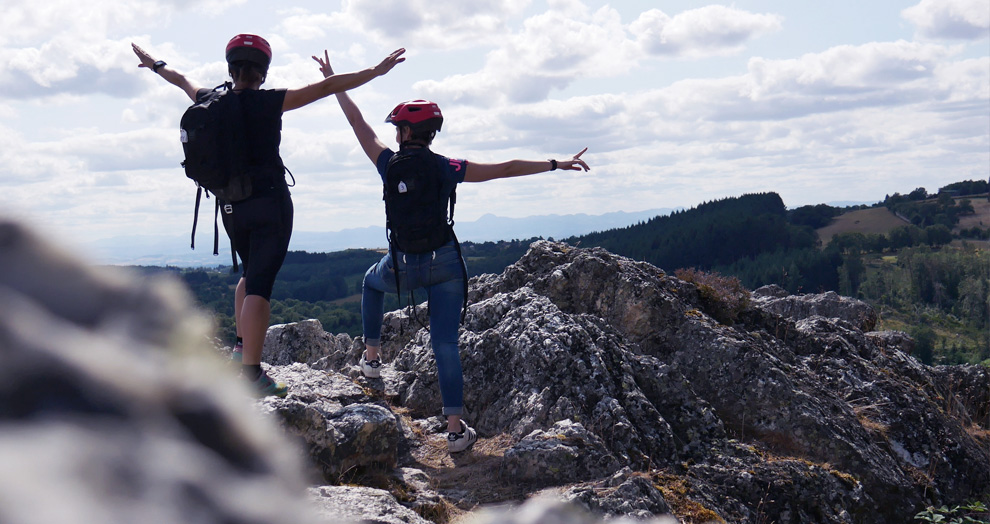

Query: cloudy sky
left=1, top=0, right=988, bottom=262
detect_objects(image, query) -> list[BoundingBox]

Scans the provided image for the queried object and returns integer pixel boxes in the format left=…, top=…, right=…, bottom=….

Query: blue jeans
left=362, top=241, right=467, bottom=415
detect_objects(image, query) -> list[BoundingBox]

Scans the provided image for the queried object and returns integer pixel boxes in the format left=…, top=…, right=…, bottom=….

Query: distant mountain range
left=88, top=208, right=674, bottom=267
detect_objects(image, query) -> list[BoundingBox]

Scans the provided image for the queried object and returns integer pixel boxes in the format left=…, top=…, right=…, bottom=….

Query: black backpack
left=179, top=83, right=252, bottom=269
left=180, top=82, right=253, bottom=202
left=383, top=147, right=468, bottom=323
left=383, top=147, right=455, bottom=254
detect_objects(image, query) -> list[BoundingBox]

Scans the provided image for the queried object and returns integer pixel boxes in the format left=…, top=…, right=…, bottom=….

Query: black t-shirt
left=237, top=88, right=286, bottom=177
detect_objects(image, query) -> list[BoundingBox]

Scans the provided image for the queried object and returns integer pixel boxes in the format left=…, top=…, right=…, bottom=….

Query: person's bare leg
left=240, top=294, right=270, bottom=365
left=447, top=414, right=461, bottom=433
left=364, top=343, right=380, bottom=361
left=234, top=277, right=246, bottom=339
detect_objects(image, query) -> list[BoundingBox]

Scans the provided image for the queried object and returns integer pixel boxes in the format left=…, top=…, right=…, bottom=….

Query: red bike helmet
left=385, top=100, right=443, bottom=132
left=225, top=34, right=272, bottom=69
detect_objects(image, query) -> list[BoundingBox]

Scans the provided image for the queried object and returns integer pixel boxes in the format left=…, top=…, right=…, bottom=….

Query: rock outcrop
left=3, top=218, right=987, bottom=524
left=0, top=219, right=324, bottom=524
left=258, top=241, right=988, bottom=523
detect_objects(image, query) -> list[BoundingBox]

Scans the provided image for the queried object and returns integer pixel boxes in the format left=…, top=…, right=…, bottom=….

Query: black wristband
left=549, top=159, right=558, bottom=171
left=152, top=60, right=166, bottom=73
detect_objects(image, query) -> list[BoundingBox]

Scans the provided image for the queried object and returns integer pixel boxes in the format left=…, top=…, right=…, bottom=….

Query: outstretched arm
left=464, top=148, right=590, bottom=183
left=313, top=51, right=389, bottom=165
left=131, top=43, right=201, bottom=101
left=284, top=48, right=405, bottom=113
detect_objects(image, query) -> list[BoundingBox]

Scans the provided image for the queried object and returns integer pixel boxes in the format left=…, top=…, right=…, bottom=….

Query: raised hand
left=559, top=147, right=590, bottom=172
left=312, top=50, right=334, bottom=79
left=131, top=43, right=156, bottom=70
left=373, top=48, right=406, bottom=76
left=313, top=48, right=405, bottom=79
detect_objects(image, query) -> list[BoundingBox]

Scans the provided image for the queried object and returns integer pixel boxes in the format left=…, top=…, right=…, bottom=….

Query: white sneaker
left=359, top=351, right=381, bottom=378
left=447, top=420, right=477, bottom=453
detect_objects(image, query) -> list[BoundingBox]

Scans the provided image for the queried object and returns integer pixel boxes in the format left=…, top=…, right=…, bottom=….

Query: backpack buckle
left=223, top=204, right=233, bottom=214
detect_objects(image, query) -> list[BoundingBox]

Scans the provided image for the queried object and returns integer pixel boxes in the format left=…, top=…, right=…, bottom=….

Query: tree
left=957, top=276, right=990, bottom=327
left=908, top=187, right=929, bottom=201
left=838, top=254, right=866, bottom=296
left=789, top=204, right=840, bottom=229
left=925, top=224, right=952, bottom=247
left=940, top=179, right=989, bottom=195
left=911, top=325, right=936, bottom=365
left=888, top=225, right=924, bottom=249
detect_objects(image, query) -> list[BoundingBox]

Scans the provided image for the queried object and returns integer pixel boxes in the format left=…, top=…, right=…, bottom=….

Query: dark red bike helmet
left=225, top=34, right=272, bottom=69
left=385, top=100, right=443, bottom=132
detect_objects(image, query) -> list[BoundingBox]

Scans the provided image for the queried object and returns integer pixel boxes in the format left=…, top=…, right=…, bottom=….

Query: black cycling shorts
left=220, top=184, right=293, bottom=301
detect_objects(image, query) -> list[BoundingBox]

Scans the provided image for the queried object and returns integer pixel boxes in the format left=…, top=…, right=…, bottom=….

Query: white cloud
left=1, top=38, right=150, bottom=99
left=444, top=94, right=627, bottom=155
left=322, top=0, right=532, bottom=48
left=510, top=38, right=987, bottom=173
left=275, top=9, right=336, bottom=41
left=630, top=6, right=783, bottom=58
left=737, top=41, right=954, bottom=115
left=1, top=1, right=988, bottom=257
left=0, top=0, right=255, bottom=99
left=401, top=35, right=986, bottom=217
left=411, top=11, right=617, bottom=104
left=175, top=0, right=250, bottom=17
left=0, top=0, right=165, bottom=47
left=903, top=0, right=990, bottom=40
left=415, top=4, right=781, bottom=105
left=933, top=57, right=990, bottom=102
left=0, top=1, right=169, bottom=97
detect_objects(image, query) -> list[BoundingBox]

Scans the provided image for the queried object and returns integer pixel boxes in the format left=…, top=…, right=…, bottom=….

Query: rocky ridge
left=258, top=240, right=989, bottom=523
left=2, top=217, right=987, bottom=524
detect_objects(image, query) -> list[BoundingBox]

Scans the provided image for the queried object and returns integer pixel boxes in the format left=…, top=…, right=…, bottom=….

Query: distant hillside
left=817, top=194, right=990, bottom=248
left=160, top=181, right=988, bottom=364
left=816, top=207, right=909, bottom=245
left=90, top=208, right=670, bottom=267
left=955, top=195, right=990, bottom=232
left=568, top=192, right=816, bottom=272
left=564, top=187, right=990, bottom=303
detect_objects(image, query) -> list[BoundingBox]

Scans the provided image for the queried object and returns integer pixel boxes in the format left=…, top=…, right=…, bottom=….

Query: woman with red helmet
left=131, top=37, right=404, bottom=397
left=313, top=51, right=588, bottom=453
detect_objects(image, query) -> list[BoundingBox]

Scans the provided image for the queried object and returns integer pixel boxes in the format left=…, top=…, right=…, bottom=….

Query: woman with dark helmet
left=313, top=51, right=589, bottom=453
left=131, top=37, right=405, bottom=397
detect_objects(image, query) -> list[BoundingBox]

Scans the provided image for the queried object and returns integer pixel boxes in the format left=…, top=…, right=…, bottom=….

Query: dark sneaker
left=447, top=420, right=477, bottom=453
left=359, top=351, right=381, bottom=378
left=251, top=369, right=287, bottom=398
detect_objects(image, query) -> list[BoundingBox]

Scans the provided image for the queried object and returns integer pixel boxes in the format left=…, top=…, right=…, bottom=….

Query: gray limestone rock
left=751, top=289, right=878, bottom=332
left=5, top=218, right=988, bottom=524
left=0, top=218, right=323, bottom=524
left=469, top=495, right=679, bottom=524
left=550, top=467, right=675, bottom=521
left=502, top=419, right=623, bottom=486
left=261, top=363, right=400, bottom=482
left=308, top=485, right=432, bottom=523
left=264, top=319, right=355, bottom=369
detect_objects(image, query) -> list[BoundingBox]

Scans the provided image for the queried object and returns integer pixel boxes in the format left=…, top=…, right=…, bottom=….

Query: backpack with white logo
left=179, top=82, right=252, bottom=202
left=383, top=147, right=468, bottom=325
left=383, top=147, right=455, bottom=254
left=178, top=82, right=251, bottom=268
